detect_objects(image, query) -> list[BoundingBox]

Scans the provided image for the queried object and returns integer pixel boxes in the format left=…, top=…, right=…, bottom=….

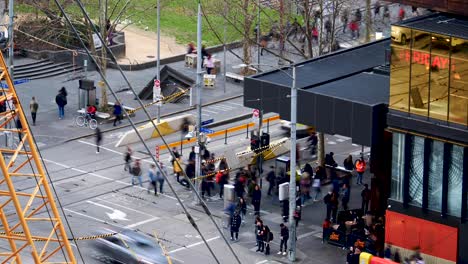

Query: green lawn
left=16, top=0, right=282, bottom=47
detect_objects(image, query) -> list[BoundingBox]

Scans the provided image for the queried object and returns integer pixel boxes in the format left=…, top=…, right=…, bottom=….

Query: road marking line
left=256, top=260, right=268, bottom=264
left=201, top=109, right=218, bottom=114
left=125, top=217, right=160, bottom=228
left=167, top=236, right=220, bottom=254
left=226, top=102, right=244, bottom=106
left=64, top=208, right=120, bottom=228
left=207, top=105, right=233, bottom=111
left=44, top=158, right=178, bottom=201
left=297, top=231, right=316, bottom=240
left=95, top=197, right=159, bottom=218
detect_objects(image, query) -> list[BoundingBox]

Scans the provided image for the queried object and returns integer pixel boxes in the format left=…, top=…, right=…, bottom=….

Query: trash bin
left=78, top=79, right=96, bottom=109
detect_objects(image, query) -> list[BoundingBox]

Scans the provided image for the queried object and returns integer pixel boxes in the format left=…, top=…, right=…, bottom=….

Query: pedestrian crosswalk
left=191, top=101, right=249, bottom=118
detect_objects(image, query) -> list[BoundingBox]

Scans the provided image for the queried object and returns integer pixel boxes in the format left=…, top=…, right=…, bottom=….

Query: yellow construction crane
left=0, top=53, right=76, bottom=262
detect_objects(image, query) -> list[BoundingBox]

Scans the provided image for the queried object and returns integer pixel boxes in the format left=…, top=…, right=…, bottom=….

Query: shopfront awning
left=244, top=39, right=391, bottom=146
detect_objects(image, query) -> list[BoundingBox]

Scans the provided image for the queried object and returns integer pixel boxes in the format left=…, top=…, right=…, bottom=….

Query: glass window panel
left=390, top=46, right=411, bottom=112
left=449, top=38, right=468, bottom=126
left=391, top=133, right=405, bottom=202
left=410, top=30, right=432, bottom=117
left=390, top=27, right=412, bottom=113
left=428, top=34, right=450, bottom=121
left=409, top=136, right=424, bottom=207
left=428, top=141, right=444, bottom=212
left=447, top=144, right=463, bottom=217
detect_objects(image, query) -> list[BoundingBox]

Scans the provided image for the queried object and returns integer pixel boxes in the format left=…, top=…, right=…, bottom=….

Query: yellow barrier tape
left=192, top=168, right=232, bottom=181
left=236, top=138, right=288, bottom=157
left=127, top=89, right=189, bottom=115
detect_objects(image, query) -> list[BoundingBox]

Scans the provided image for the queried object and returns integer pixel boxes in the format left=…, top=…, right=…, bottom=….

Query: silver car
left=91, top=228, right=169, bottom=264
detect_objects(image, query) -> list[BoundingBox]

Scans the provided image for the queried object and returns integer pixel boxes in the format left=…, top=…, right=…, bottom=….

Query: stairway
left=10, top=59, right=83, bottom=80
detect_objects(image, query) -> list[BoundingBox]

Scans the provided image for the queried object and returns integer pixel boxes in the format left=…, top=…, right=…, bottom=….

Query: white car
left=391, top=27, right=426, bottom=45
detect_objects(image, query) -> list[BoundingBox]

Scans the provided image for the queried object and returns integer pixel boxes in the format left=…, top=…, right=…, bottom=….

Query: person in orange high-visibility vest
left=355, top=158, right=366, bottom=185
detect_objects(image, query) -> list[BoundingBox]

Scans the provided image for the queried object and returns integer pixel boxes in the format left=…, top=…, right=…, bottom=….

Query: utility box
left=224, top=184, right=235, bottom=203
left=78, top=79, right=96, bottom=109
left=275, top=155, right=290, bottom=176
left=279, top=182, right=289, bottom=201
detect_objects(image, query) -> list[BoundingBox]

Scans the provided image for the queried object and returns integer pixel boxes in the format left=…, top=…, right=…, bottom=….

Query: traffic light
left=260, top=133, right=270, bottom=148
left=250, top=134, right=260, bottom=152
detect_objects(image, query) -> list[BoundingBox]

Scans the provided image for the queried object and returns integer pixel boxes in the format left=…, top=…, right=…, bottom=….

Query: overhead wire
left=50, top=0, right=240, bottom=263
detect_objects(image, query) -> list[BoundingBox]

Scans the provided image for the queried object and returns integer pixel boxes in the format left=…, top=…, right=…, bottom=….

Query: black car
left=91, top=228, right=169, bottom=264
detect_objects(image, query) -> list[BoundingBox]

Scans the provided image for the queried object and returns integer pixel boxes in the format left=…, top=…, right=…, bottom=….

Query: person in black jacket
left=255, top=218, right=264, bottom=252
left=278, top=223, right=289, bottom=255
left=237, top=197, right=247, bottom=223
left=230, top=211, right=241, bottom=241
left=252, top=185, right=262, bottom=216
left=262, top=225, right=272, bottom=255
left=55, top=87, right=67, bottom=119
left=343, top=155, right=354, bottom=170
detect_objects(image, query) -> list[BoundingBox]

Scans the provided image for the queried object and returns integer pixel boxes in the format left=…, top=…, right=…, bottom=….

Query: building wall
left=385, top=211, right=458, bottom=262
left=387, top=0, right=468, bottom=16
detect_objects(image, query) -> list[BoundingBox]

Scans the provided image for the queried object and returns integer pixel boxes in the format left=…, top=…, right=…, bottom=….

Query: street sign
left=200, top=127, right=214, bottom=134
left=155, top=146, right=160, bottom=161
left=252, top=109, right=260, bottom=125
left=201, top=118, right=214, bottom=126
left=0, top=78, right=31, bottom=88
left=154, top=79, right=161, bottom=97
left=252, top=109, right=260, bottom=117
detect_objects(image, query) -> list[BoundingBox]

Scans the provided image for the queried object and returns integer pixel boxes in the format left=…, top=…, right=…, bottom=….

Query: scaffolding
left=0, top=51, right=76, bottom=263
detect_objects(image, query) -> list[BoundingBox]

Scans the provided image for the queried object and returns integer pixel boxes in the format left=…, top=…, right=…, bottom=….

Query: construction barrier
left=115, top=114, right=195, bottom=147
left=236, top=137, right=291, bottom=167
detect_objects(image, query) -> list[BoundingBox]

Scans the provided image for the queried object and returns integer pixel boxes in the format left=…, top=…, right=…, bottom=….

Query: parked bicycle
left=75, top=112, right=98, bottom=130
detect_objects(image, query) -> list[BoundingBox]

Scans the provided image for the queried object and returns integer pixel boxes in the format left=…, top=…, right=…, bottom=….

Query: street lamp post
left=155, top=0, right=161, bottom=123
left=288, top=64, right=297, bottom=262
left=194, top=0, right=203, bottom=204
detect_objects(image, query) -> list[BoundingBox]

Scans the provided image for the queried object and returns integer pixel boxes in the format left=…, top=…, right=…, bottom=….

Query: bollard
left=267, top=119, right=270, bottom=133
left=246, top=124, right=249, bottom=139
left=224, top=129, right=227, bottom=145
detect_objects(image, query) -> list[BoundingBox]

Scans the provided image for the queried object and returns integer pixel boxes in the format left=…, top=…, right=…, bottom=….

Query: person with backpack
left=113, top=102, right=123, bottom=126
left=147, top=164, right=157, bottom=196
left=124, top=147, right=132, bottom=172
left=278, top=223, right=289, bottom=255
left=230, top=210, right=241, bottom=241
left=262, top=225, right=273, bottom=255
left=55, top=87, right=67, bottom=119
left=131, top=159, right=143, bottom=187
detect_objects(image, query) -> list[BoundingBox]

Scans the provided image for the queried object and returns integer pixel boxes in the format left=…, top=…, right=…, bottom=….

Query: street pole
left=8, top=0, right=14, bottom=77
left=194, top=0, right=203, bottom=204
left=365, top=0, right=372, bottom=43
left=257, top=0, right=260, bottom=65
left=156, top=0, right=161, bottom=123
left=288, top=64, right=297, bottom=262
left=222, top=1, right=227, bottom=94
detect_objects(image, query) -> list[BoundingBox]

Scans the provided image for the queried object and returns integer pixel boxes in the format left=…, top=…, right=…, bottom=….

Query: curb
left=63, top=94, right=244, bottom=143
